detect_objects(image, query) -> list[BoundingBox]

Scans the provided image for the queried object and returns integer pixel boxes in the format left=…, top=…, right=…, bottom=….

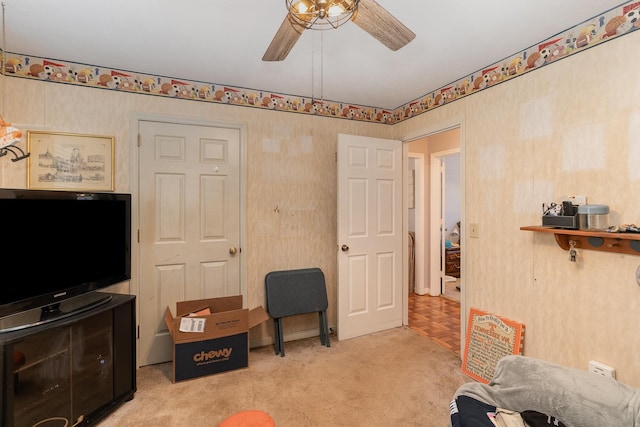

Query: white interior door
left=430, top=155, right=446, bottom=296
left=430, top=149, right=462, bottom=296
left=138, top=120, right=241, bottom=366
left=337, top=134, right=403, bottom=341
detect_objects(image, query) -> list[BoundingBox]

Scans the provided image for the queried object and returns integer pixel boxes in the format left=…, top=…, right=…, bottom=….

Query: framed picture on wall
left=26, top=131, right=115, bottom=191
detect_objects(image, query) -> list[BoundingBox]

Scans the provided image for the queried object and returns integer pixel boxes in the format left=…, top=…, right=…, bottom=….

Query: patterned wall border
left=397, top=1, right=640, bottom=122
left=2, top=1, right=638, bottom=125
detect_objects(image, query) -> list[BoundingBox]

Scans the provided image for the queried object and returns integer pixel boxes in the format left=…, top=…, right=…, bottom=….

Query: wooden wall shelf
left=520, top=226, right=640, bottom=256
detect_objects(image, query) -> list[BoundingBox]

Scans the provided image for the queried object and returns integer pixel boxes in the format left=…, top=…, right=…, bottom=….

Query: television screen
left=0, top=189, right=131, bottom=320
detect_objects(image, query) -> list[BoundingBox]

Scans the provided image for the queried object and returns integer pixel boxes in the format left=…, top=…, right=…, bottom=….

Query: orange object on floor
left=218, top=410, right=275, bottom=427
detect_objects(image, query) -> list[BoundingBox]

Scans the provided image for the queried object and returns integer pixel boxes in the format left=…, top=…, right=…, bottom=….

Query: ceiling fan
left=262, top=0, right=416, bottom=61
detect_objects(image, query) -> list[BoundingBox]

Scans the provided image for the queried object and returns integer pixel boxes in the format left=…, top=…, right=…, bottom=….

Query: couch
left=450, top=355, right=640, bottom=427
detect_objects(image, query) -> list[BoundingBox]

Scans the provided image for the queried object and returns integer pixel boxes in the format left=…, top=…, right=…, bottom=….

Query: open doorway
left=433, top=150, right=461, bottom=301
left=406, top=126, right=463, bottom=354
left=407, top=128, right=461, bottom=296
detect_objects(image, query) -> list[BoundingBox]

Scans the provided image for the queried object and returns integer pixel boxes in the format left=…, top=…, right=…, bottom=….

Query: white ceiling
left=3, top=0, right=627, bottom=110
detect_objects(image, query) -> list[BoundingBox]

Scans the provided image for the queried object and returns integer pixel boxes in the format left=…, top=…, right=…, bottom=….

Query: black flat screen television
left=0, top=188, right=131, bottom=330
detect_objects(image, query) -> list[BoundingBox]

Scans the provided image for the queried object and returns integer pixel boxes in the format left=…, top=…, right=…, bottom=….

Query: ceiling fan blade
left=262, top=16, right=306, bottom=61
left=352, top=0, right=416, bottom=51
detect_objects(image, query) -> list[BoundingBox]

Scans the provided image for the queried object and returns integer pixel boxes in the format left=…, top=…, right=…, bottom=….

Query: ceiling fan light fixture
left=263, top=0, right=414, bottom=62
left=286, top=0, right=359, bottom=30
left=293, top=0, right=311, bottom=14
left=327, top=5, right=345, bottom=16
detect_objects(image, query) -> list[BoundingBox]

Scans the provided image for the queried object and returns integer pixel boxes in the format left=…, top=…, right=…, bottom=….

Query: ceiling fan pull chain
left=320, top=30, right=324, bottom=102
left=311, top=34, right=315, bottom=101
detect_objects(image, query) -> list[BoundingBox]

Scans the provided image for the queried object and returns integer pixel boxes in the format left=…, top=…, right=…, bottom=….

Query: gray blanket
left=452, top=355, right=640, bottom=427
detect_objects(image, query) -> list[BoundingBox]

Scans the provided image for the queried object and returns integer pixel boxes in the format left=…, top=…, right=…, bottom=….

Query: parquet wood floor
left=408, top=292, right=461, bottom=356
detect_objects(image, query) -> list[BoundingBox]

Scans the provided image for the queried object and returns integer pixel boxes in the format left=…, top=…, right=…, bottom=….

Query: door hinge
left=137, top=134, right=141, bottom=147
left=137, top=325, right=140, bottom=339
left=137, top=229, right=140, bottom=243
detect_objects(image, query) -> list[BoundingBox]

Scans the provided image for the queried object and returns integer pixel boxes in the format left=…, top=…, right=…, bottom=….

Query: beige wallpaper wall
left=1, top=28, right=639, bottom=385
left=0, top=77, right=392, bottom=350
left=395, top=30, right=640, bottom=386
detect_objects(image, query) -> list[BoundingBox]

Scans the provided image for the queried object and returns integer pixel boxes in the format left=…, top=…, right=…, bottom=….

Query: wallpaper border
left=2, top=1, right=638, bottom=125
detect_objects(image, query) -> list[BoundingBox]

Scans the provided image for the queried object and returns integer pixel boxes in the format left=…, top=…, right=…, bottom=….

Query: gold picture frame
left=27, top=131, right=115, bottom=191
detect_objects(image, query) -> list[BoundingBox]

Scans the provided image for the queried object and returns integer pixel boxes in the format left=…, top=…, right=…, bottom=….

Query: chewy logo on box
left=173, top=332, right=248, bottom=382
left=193, top=347, right=233, bottom=363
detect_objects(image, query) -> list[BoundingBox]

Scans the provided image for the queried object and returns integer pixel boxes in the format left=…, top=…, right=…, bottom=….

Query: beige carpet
left=99, top=327, right=471, bottom=427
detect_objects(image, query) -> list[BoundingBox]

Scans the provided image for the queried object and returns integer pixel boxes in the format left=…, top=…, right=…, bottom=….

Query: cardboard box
left=164, top=295, right=269, bottom=382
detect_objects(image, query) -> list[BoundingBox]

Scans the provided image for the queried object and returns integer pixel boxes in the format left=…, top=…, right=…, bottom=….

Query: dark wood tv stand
left=0, top=293, right=136, bottom=426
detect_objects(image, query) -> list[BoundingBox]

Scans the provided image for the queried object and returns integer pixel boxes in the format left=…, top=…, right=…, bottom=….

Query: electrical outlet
left=588, top=360, right=616, bottom=378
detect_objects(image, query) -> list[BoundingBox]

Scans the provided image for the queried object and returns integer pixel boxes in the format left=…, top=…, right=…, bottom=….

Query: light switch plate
left=469, top=223, right=479, bottom=238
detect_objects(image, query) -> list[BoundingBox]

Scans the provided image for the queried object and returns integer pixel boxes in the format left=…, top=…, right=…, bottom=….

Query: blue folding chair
left=265, top=268, right=330, bottom=357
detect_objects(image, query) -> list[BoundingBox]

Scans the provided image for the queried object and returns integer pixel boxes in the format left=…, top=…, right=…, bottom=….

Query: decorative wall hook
left=0, top=144, right=30, bottom=161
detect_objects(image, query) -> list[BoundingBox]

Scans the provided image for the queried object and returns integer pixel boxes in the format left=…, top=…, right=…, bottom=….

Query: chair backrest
left=265, top=268, right=328, bottom=318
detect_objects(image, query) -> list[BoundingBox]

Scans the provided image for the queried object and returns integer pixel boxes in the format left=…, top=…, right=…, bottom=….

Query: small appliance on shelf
left=541, top=200, right=578, bottom=229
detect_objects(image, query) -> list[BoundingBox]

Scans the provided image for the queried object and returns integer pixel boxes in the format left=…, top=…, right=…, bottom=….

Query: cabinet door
left=1, top=295, right=135, bottom=427
left=10, top=312, right=115, bottom=427
left=13, top=327, right=72, bottom=427
left=71, top=310, right=114, bottom=420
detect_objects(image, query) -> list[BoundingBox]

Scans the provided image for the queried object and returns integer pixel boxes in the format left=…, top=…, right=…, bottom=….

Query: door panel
left=337, top=134, right=403, bottom=341
left=138, top=120, right=241, bottom=366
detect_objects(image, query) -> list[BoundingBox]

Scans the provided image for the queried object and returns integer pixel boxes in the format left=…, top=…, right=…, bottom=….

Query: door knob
left=229, top=246, right=238, bottom=255
left=341, top=244, right=349, bottom=252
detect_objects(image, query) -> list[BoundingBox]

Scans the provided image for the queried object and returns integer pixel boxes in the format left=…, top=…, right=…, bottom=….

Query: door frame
left=430, top=149, right=460, bottom=297
left=128, top=112, right=247, bottom=367
left=399, top=117, right=466, bottom=356
left=408, top=153, right=426, bottom=295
